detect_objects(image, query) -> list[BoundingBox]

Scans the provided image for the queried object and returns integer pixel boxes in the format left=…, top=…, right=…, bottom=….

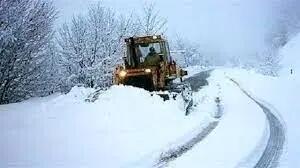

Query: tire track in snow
left=155, top=121, right=219, bottom=168
left=230, top=79, right=286, bottom=168
left=154, top=70, right=221, bottom=168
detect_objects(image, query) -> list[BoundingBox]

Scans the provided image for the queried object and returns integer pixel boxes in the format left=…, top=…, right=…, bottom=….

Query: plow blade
left=155, top=82, right=193, bottom=115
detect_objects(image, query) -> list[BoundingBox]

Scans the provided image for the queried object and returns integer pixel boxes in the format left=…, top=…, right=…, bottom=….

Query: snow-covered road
left=155, top=70, right=219, bottom=167
left=254, top=104, right=285, bottom=168
left=230, top=78, right=286, bottom=168
left=169, top=70, right=287, bottom=168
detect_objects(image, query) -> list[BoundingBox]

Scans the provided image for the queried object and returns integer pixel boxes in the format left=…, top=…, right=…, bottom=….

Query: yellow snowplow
left=113, top=35, right=193, bottom=114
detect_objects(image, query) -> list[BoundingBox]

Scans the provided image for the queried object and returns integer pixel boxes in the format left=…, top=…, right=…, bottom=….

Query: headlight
left=153, top=36, right=158, bottom=39
left=119, top=70, right=127, bottom=78
left=145, top=69, right=151, bottom=73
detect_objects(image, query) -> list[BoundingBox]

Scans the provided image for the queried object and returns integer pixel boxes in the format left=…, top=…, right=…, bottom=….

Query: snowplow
left=113, top=35, right=193, bottom=114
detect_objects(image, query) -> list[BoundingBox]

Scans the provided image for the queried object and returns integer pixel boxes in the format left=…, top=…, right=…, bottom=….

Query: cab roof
left=125, top=35, right=165, bottom=44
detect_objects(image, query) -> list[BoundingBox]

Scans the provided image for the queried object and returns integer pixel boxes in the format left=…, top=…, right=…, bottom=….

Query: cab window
left=136, top=43, right=162, bottom=59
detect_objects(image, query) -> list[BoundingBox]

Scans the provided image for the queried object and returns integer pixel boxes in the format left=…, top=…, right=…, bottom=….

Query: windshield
left=126, top=42, right=163, bottom=68
left=136, top=43, right=162, bottom=59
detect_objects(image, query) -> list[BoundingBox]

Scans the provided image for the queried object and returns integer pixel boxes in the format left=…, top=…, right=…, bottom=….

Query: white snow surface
left=170, top=69, right=267, bottom=168
left=1, top=65, right=298, bottom=167
left=169, top=66, right=298, bottom=168
left=0, top=85, right=214, bottom=168
left=225, top=68, right=299, bottom=167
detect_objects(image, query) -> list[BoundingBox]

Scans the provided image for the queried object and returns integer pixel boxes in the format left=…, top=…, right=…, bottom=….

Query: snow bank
left=0, top=84, right=213, bottom=168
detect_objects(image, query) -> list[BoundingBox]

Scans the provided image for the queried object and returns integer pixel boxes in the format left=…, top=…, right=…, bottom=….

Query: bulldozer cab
left=124, top=35, right=171, bottom=68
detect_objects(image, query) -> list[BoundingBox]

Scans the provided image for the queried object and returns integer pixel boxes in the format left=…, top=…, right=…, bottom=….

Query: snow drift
left=0, top=84, right=213, bottom=168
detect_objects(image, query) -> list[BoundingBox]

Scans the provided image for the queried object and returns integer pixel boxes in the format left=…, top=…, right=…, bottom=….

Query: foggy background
left=54, top=0, right=300, bottom=64
left=2, top=0, right=299, bottom=103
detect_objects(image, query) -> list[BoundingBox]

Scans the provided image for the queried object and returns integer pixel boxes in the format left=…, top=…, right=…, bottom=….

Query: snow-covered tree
left=170, top=35, right=206, bottom=67
left=57, top=2, right=134, bottom=89
left=255, top=48, right=281, bottom=76
left=0, top=0, right=56, bottom=104
left=136, top=2, right=167, bottom=36
left=35, top=40, right=64, bottom=95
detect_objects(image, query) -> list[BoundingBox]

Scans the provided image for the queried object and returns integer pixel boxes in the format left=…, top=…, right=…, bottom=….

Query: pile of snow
left=0, top=84, right=215, bottom=167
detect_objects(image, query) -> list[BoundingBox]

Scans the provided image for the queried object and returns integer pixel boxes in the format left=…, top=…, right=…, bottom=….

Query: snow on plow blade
left=86, top=83, right=193, bottom=116
left=155, top=83, right=193, bottom=115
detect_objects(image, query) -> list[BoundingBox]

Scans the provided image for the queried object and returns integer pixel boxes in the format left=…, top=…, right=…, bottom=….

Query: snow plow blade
left=156, top=83, right=193, bottom=115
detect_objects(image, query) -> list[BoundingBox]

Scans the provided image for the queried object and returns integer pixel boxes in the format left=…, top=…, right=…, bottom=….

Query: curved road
left=230, top=79, right=286, bottom=168
left=155, top=73, right=285, bottom=168
left=253, top=102, right=285, bottom=168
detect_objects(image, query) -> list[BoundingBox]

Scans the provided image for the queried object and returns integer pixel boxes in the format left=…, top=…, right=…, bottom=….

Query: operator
left=144, top=47, right=161, bottom=66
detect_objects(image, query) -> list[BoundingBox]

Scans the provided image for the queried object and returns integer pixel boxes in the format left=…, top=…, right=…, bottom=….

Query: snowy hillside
left=280, top=33, right=300, bottom=77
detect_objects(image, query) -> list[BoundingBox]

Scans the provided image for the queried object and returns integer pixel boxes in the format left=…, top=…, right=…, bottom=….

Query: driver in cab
left=144, top=47, right=161, bottom=66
